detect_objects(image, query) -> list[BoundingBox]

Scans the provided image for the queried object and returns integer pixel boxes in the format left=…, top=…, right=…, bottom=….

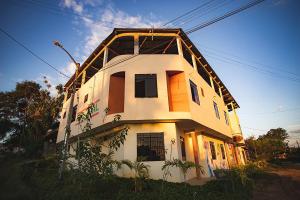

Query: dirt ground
left=253, top=163, right=300, bottom=200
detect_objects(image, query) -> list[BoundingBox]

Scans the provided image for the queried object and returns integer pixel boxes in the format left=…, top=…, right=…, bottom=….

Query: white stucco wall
left=57, top=54, right=232, bottom=143
left=119, top=122, right=182, bottom=182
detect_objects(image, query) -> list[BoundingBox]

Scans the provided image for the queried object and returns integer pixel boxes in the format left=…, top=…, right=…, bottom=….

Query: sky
left=0, top=0, right=299, bottom=145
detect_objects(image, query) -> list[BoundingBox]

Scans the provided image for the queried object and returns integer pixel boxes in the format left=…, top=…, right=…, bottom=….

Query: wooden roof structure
left=64, top=28, right=239, bottom=109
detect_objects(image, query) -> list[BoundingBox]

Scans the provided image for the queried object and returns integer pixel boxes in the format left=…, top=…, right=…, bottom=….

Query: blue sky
left=0, top=0, right=299, bottom=144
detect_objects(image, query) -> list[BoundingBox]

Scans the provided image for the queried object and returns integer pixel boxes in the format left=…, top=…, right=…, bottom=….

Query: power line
left=197, top=43, right=300, bottom=78
left=163, top=0, right=216, bottom=27
left=81, top=0, right=265, bottom=77
left=239, top=108, right=300, bottom=115
left=172, top=0, right=234, bottom=28
left=66, top=0, right=268, bottom=87
left=0, top=27, right=70, bottom=78
left=185, top=0, right=265, bottom=34
left=203, top=53, right=300, bottom=83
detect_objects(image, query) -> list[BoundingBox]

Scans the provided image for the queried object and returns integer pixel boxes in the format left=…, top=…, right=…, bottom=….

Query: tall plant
left=65, top=105, right=128, bottom=178
left=162, top=139, right=175, bottom=183
left=162, top=159, right=203, bottom=184
left=121, top=159, right=150, bottom=192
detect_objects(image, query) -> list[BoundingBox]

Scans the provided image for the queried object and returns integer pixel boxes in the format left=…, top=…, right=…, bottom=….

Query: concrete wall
left=201, top=135, right=229, bottom=172
left=119, top=122, right=183, bottom=182
left=57, top=54, right=232, bottom=143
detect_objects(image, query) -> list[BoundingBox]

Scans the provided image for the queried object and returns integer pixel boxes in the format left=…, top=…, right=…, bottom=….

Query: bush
left=2, top=155, right=258, bottom=200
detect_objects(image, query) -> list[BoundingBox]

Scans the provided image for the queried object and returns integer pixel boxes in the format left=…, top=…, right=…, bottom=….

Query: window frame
left=84, top=94, right=88, bottom=103
left=71, top=105, right=77, bottom=123
left=137, top=132, right=165, bottom=161
left=224, top=111, right=229, bottom=125
left=180, top=136, right=186, bottom=161
left=135, top=74, right=158, bottom=98
left=220, top=144, right=226, bottom=159
left=210, top=141, right=217, bottom=160
left=213, top=101, right=220, bottom=119
left=189, top=80, right=200, bottom=105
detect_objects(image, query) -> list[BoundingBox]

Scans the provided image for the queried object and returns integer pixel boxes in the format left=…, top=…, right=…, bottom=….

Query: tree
left=0, top=78, right=64, bottom=156
left=64, top=105, right=129, bottom=179
left=245, top=128, right=289, bottom=161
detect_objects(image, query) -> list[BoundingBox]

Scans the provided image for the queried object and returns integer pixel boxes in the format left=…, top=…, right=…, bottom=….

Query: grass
left=0, top=154, right=257, bottom=200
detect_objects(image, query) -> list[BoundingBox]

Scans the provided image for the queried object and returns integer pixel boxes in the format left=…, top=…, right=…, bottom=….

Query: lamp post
left=53, top=40, right=80, bottom=180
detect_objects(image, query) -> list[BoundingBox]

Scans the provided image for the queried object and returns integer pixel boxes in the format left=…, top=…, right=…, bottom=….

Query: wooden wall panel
left=167, top=71, right=190, bottom=112
left=108, top=72, right=125, bottom=114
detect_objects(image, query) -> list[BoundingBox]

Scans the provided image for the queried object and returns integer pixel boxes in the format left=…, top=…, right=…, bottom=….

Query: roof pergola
left=64, top=28, right=239, bottom=109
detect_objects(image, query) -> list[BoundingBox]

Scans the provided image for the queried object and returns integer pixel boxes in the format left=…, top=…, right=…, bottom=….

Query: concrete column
left=176, top=37, right=183, bottom=56
left=191, top=132, right=201, bottom=178
left=103, top=47, right=108, bottom=66
left=63, top=91, right=68, bottom=103
left=81, top=70, right=86, bottom=86
left=192, top=54, right=197, bottom=71
left=134, top=34, right=139, bottom=55
left=210, top=76, right=215, bottom=90
left=219, top=87, right=224, bottom=101
left=231, top=102, right=240, bottom=126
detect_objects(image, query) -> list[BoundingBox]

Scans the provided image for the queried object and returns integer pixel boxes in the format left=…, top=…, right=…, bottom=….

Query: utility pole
left=53, top=40, right=80, bottom=180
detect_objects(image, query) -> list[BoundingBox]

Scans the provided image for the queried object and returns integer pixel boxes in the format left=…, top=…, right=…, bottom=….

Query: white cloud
left=61, top=62, right=77, bottom=77
left=54, top=0, right=164, bottom=88
left=61, top=0, right=83, bottom=14
left=60, top=0, right=164, bottom=59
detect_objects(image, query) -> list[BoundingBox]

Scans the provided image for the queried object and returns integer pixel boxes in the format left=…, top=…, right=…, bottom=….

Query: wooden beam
left=162, top=37, right=176, bottom=54
left=90, top=65, right=99, bottom=71
left=139, top=36, right=147, bottom=49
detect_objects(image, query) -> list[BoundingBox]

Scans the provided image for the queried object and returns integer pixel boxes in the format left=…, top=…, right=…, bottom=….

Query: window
left=180, top=136, right=186, bottom=161
left=137, top=133, right=165, bottom=161
left=213, top=101, right=220, bottom=119
left=189, top=80, right=200, bottom=104
left=224, top=111, right=229, bottom=125
left=63, top=112, right=66, bottom=119
left=71, top=105, right=77, bottom=123
left=201, top=88, right=205, bottom=97
left=220, top=144, right=226, bottom=159
left=84, top=94, right=88, bottom=103
left=209, top=141, right=216, bottom=160
left=135, top=74, right=158, bottom=98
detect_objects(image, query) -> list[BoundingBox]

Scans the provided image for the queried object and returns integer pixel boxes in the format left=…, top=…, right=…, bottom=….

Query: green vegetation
left=0, top=154, right=265, bottom=200
left=162, top=159, right=204, bottom=184
left=245, top=128, right=289, bottom=161
left=121, top=160, right=150, bottom=192
left=0, top=79, right=64, bottom=157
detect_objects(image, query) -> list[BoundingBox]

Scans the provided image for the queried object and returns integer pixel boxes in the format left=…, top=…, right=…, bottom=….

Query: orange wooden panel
left=167, top=71, right=190, bottom=112
left=108, top=72, right=125, bottom=114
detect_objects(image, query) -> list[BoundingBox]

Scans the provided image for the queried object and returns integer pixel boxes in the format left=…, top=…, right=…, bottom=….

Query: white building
left=57, top=28, right=247, bottom=182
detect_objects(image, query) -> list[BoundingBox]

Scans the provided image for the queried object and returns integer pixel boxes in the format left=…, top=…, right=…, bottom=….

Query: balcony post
left=192, top=54, right=197, bottom=71
left=103, top=47, right=108, bottom=66
left=176, top=37, right=183, bottom=56
left=210, top=76, right=215, bottom=90
left=81, top=70, right=86, bottom=86
left=134, top=34, right=139, bottom=55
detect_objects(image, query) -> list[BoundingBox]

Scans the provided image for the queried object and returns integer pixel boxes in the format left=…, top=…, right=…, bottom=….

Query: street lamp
left=53, top=40, right=80, bottom=180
